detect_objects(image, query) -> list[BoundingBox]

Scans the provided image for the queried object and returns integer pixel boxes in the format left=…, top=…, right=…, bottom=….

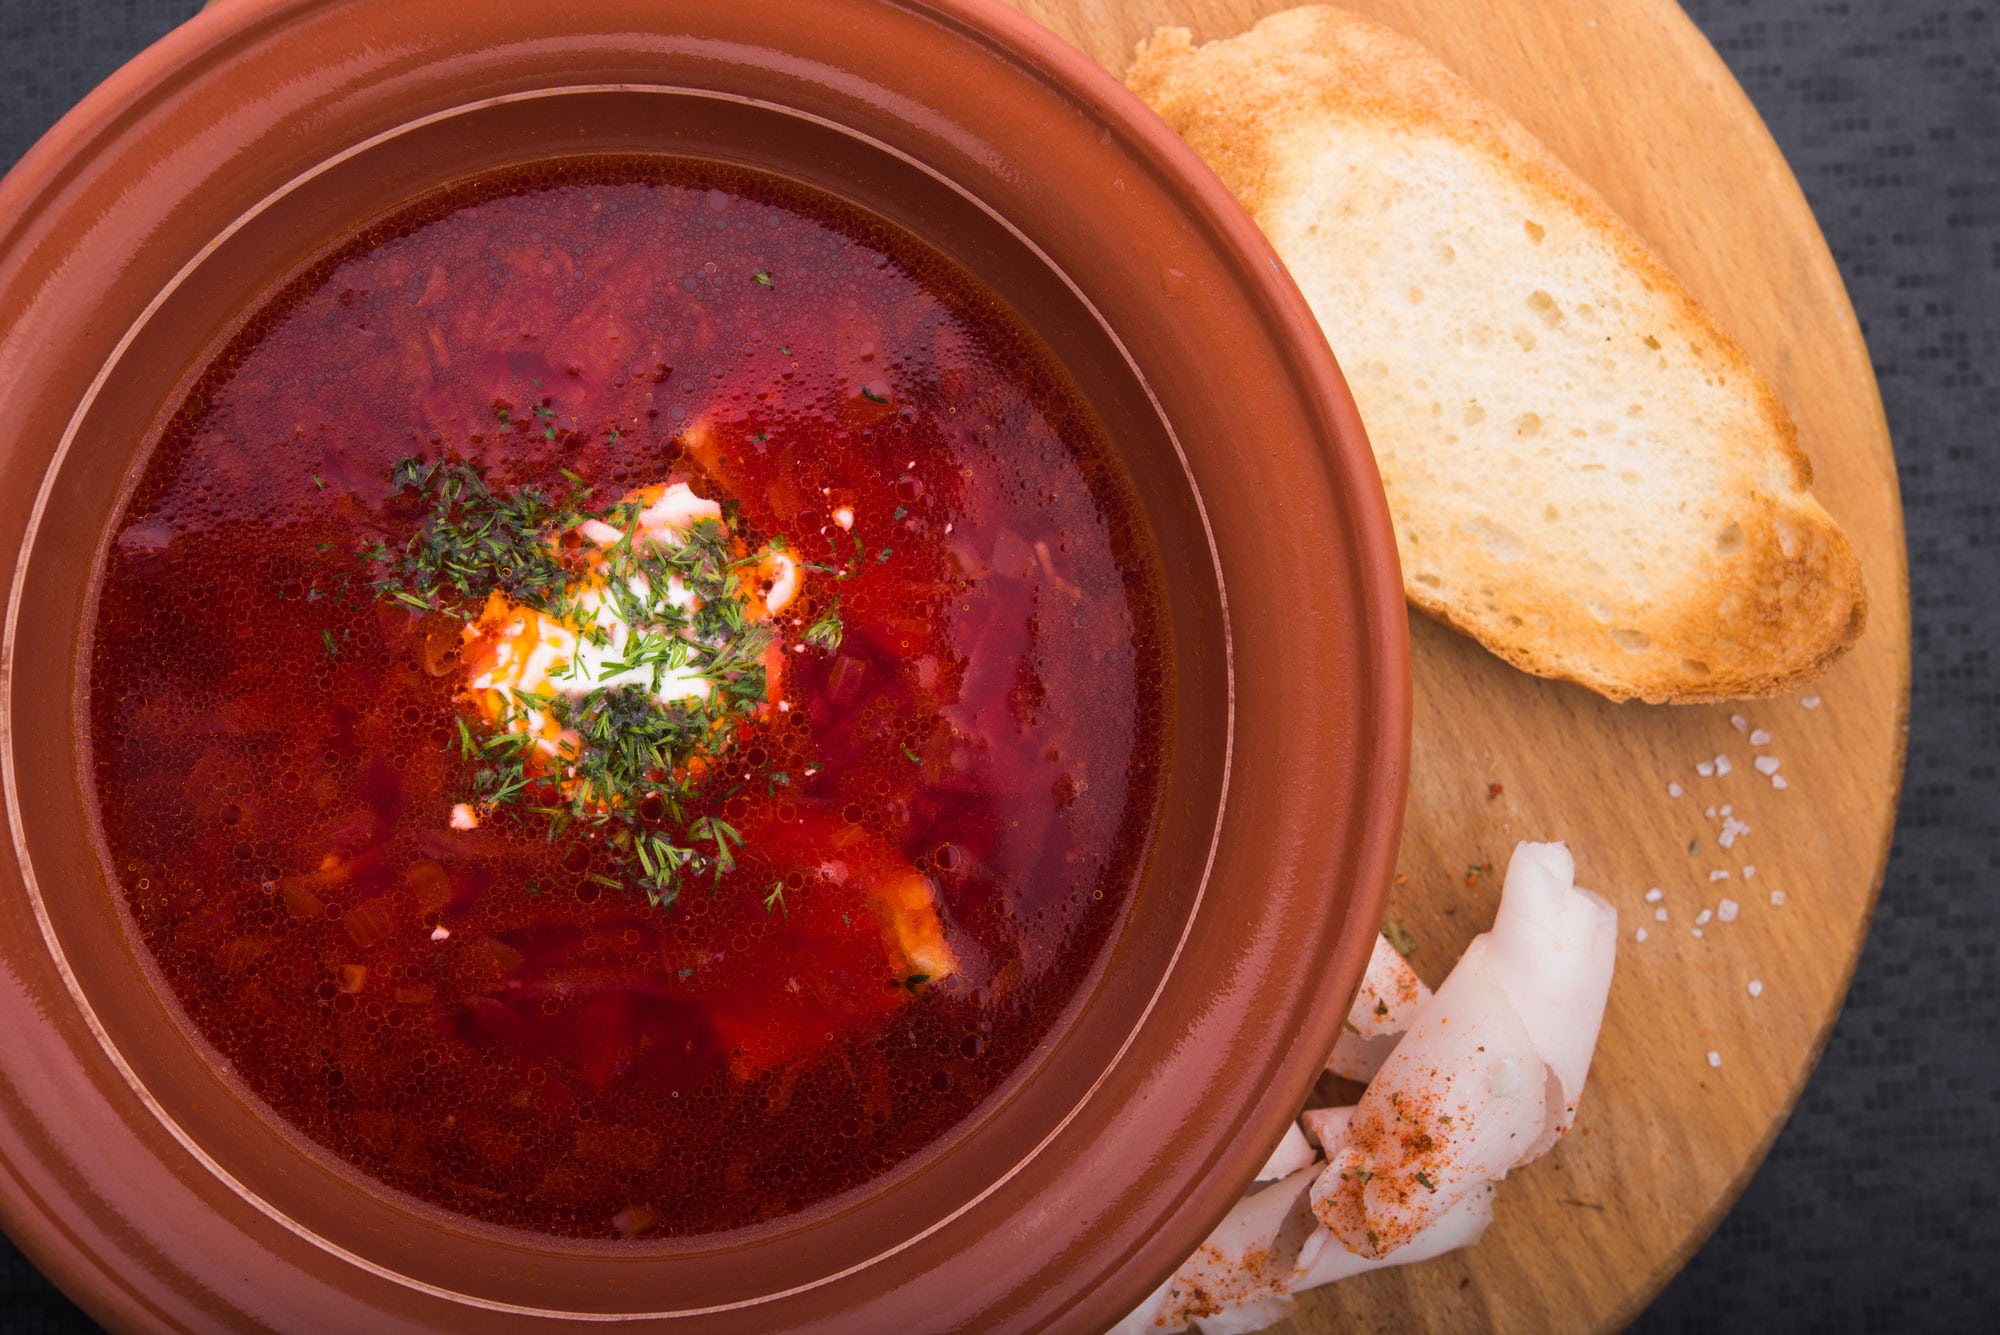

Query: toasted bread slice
left=1127, top=7, right=1866, bottom=703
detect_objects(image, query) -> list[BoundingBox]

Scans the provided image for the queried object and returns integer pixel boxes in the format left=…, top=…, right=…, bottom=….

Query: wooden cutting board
left=998, top=1, right=1909, bottom=1330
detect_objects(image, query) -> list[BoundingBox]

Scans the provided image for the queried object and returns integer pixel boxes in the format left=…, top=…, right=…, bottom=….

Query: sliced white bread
left=1127, top=6, right=1866, bottom=703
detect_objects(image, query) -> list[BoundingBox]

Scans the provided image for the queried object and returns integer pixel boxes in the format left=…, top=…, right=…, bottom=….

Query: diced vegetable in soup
left=87, top=161, right=1167, bottom=1238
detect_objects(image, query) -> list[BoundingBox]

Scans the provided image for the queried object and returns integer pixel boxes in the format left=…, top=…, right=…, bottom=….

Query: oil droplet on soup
left=88, top=160, right=1168, bottom=1239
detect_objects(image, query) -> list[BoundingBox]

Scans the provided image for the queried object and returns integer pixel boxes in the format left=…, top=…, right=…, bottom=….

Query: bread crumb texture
left=1128, top=7, right=1866, bottom=703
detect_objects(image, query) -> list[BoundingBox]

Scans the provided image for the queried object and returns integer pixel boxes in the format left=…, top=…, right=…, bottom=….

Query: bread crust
left=1128, top=7, right=1866, bottom=703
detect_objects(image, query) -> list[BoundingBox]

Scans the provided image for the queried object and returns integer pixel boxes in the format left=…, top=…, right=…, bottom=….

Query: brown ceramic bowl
left=0, top=0, right=1406, bottom=1328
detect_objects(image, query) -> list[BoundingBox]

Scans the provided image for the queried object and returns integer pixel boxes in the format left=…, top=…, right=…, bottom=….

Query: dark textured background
left=1, top=1, right=1993, bottom=1330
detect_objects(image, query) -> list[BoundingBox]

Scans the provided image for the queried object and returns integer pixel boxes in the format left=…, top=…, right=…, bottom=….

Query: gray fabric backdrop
left=0, top=2, right=1992, bottom=1330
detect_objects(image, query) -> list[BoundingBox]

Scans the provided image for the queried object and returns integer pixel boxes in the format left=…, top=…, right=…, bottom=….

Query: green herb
left=753, top=270, right=773, bottom=286
left=1688, top=838, right=1700, bottom=855
left=607, top=428, right=621, bottom=446
left=310, top=471, right=325, bottom=490
left=892, top=505, right=908, bottom=521
left=1559, top=1198, right=1606, bottom=1212
left=1414, top=1170, right=1437, bottom=1192
left=321, top=628, right=339, bottom=658
left=803, top=597, right=844, bottom=653
left=763, top=881, right=788, bottom=917
left=1381, top=919, right=1417, bottom=958
left=778, top=345, right=792, bottom=356
left=752, top=431, right=769, bottom=444
left=861, top=385, right=889, bottom=404
left=369, top=456, right=791, bottom=910
left=900, top=744, right=922, bottom=766
left=678, top=966, right=695, bottom=978
left=524, top=881, right=541, bottom=897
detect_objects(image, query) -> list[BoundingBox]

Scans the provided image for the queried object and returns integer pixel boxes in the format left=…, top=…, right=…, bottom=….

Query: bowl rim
left=0, top=0, right=1410, bottom=1328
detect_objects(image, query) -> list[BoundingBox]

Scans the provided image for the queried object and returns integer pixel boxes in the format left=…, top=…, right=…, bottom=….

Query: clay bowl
left=0, top=0, right=1406, bottom=1328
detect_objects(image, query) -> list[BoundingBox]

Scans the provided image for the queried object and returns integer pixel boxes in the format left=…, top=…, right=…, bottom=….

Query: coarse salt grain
left=1750, top=729, right=1772, bottom=746
left=1707, top=1051, right=1722, bottom=1068
left=1755, top=756, right=1781, bottom=776
left=1692, top=927, right=1705, bottom=938
left=1770, top=890, right=1787, bottom=906
left=1696, top=761, right=1716, bottom=777
left=431, top=926, right=451, bottom=941
left=1655, top=907, right=1669, bottom=922
left=1717, top=898, right=1740, bottom=923
left=1714, top=754, right=1734, bottom=776
left=1772, top=775, right=1789, bottom=790
left=1705, top=805, right=1718, bottom=819
left=1719, top=816, right=1752, bottom=849
left=1721, top=804, right=1733, bottom=817
left=1709, top=869, right=1730, bottom=882
left=1636, top=927, right=1649, bottom=942
left=1744, top=865, right=1757, bottom=879
left=1696, top=909, right=1713, bottom=926
left=1730, top=714, right=1748, bottom=732
left=1748, top=980, right=1764, bottom=997
left=1645, top=887, right=1665, bottom=903
left=1668, top=781, right=1684, bottom=797
left=1802, top=696, right=1821, bottom=710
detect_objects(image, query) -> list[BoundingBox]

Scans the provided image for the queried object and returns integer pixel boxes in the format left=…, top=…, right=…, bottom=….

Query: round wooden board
left=999, top=0, right=1911, bottom=1330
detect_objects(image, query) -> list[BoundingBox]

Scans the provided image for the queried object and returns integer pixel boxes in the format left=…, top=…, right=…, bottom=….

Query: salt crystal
left=1635, top=927, right=1649, bottom=942
left=1770, top=890, right=1787, bottom=906
left=1755, top=756, right=1781, bottom=776
left=1744, top=865, right=1757, bottom=879
left=1717, top=898, right=1740, bottom=923
left=1668, top=781, right=1684, bottom=797
left=1696, top=761, right=1716, bottom=777
left=1709, top=870, right=1730, bottom=882
left=430, top=925, right=450, bottom=941
left=1705, top=806, right=1718, bottom=819
left=1748, top=980, right=1764, bottom=997
left=1802, top=696, right=1821, bottom=710
left=1772, top=775, right=1789, bottom=790
left=1750, top=729, right=1772, bottom=746
left=1707, top=1051, right=1722, bottom=1068
left=1696, top=908, right=1713, bottom=925
left=1721, top=804, right=1733, bottom=817
left=1714, top=755, right=1734, bottom=776
left=1691, top=927, right=1705, bottom=938
left=1719, top=816, right=1752, bottom=849
left=1730, top=714, right=1748, bottom=732
left=1655, top=907, right=1669, bottom=922
left=1645, top=888, right=1665, bottom=903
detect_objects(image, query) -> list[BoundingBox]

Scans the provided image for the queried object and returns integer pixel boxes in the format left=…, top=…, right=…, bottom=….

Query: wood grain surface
left=996, top=1, right=1910, bottom=1330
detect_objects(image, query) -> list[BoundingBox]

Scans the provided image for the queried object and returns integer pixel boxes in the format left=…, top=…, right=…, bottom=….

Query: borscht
left=85, top=160, right=1166, bottom=1239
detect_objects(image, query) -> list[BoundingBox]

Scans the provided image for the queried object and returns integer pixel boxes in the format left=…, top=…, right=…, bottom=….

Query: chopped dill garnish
left=368, top=456, right=795, bottom=910
left=802, top=596, right=844, bottom=653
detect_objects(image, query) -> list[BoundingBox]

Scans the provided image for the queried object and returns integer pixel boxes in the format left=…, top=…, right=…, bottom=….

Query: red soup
left=86, top=160, right=1167, bottom=1238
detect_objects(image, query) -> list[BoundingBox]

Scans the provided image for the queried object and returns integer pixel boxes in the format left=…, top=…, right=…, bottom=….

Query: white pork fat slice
left=1481, top=841, right=1619, bottom=1160
left=1310, top=938, right=1547, bottom=1257
left=1293, top=1100, right=1493, bottom=1289
left=1109, top=1165, right=1320, bottom=1334
left=1310, top=841, right=1616, bottom=1257
left=1255, top=1121, right=1317, bottom=1182
left=1327, top=932, right=1433, bottom=1081
left=1292, top=1183, right=1495, bottom=1290
left=1298, top=1105, right=1353, bottom=1154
